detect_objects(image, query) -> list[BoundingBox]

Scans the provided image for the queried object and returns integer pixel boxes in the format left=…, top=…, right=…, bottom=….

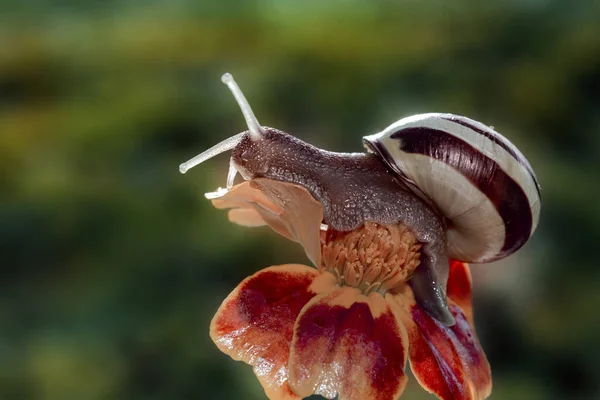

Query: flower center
left=320, top=222, right=421, bottom=295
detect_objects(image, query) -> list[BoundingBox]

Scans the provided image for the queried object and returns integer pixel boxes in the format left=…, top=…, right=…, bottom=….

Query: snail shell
left=363, top=113, right=541, bottom=263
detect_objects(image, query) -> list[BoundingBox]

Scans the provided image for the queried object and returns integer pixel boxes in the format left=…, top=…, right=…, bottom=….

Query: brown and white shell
left=364, top=113, right=541, bottom=263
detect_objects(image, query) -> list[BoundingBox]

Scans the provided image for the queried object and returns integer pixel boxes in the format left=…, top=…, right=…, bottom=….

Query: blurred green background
left=1, top=1, right=599, bottom=399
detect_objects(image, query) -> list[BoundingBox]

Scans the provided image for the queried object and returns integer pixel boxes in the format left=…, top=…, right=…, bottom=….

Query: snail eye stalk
left=179, top=73, right=264, bottom=175
left=221, top=73, right=264, bottom=141
left=179, top=132, right=245, bottom=174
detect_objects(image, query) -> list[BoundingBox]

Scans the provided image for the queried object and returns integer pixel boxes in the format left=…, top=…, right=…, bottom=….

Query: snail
left=180, top=73, right=541, bottom=326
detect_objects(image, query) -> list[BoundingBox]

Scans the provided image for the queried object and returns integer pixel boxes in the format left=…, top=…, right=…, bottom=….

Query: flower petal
left=208, top=179, right=324, bottom=266
left=390, top=275, right=491, bottom=400
left=209, top=181, right=286, bottom=232
left=288, top=288, right=408, bottom=400
left=210, top=264, right=325, bottom=400
left=227, top=208, right=268, bottom=227
left=208, top=182, right=281, bottom=215
left=407, top=304, right=492, bottom=400
left=446, top=260, right=474, bottom=324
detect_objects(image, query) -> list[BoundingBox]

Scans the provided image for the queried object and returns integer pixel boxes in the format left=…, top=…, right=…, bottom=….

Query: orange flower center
left=320, top=222, right=421, bottom=295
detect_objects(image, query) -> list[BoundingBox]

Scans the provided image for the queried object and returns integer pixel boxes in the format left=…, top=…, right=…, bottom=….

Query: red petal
left=446, top=260, right=474, bottom=324
left=408, top=303, right=492, bottom=400
left=210, top=264, right=325, bottom=400
left=288, top=288, right=408, bottom=400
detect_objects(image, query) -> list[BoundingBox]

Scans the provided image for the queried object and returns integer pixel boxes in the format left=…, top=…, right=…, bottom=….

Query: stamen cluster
left=321, top=222, right=421, bottom=295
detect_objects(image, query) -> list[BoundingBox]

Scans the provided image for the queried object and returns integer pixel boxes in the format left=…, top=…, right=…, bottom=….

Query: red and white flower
left=207, top=178, right=492, bottom=400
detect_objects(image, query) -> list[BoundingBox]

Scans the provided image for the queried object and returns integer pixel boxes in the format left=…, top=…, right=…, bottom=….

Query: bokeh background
left=2, top=1, right=599, bottom=399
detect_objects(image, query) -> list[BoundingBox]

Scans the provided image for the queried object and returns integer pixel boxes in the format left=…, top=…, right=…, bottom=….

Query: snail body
left=230, top=127, right=445, bottom=233
left=180, top=73, right=541, bottom=326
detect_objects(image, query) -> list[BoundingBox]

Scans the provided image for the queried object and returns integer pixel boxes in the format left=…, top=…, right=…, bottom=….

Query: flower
left=207, top=178, right=492, bottom=400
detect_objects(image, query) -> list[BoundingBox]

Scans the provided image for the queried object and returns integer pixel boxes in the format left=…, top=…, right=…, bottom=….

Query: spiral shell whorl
left=364, top=113, right=541, bottom=263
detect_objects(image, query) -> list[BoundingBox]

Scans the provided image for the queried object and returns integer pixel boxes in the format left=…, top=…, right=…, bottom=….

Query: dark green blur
left=1, top=1, right=599, bottom=399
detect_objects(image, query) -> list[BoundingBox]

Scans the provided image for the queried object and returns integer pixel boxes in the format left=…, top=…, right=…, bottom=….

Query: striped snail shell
left=363, top=113, right=541, bottom=263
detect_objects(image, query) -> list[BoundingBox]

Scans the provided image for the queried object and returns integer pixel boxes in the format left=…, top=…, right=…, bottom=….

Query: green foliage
left=1, top=1, right=599, bottom=399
